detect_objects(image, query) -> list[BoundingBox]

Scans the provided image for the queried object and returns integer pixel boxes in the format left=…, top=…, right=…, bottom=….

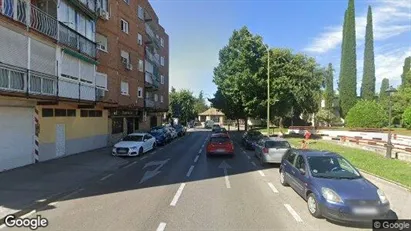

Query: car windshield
left=265, top=141, right=290, bottom=149
left=307, top=156, right=361, bottom=179
left=249, top=133, right=263, bottom=140
left=150, top=131, right=162, bottom=136
left=210, top=137, right=230, bottom=143
left=122, top=135, right=144, bottom=142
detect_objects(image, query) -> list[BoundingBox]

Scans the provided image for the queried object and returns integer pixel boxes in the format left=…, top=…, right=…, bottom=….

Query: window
left=120, top=50, right=129, bottom=64
left=137, top=87, right=143, bottom=98
left=137, top=33, right=143, bottom=45
left=67, top=109, right=76, bottom=117
left=81, top=110, right=88, bottom=117
left=160, top=37, right=164, bottom=47
left=156, top=34, right=159, bottom=40
left=160, top=56, right=164, bottom=66
left=137, top=6, right=144, bottom=20
left=96, top=33, right=108, bottom=52
left=295, top=155, right=306, bottom=170
left=160, top=75, right=164, bottom=84
left=112, top=118, right=123, bottom=134
left=80, top=110, right=102, bottom=117
left=286, top=150, right=297, bottom=164
left=97, top=0, right=108, bottom=11
left=138, top=60, right=144, bottom=72
left=120, top=19, right=129, bottom=34
left=96, top=72, right=108, bottom=90
left=160, top=95, right=163, bottom=103
left=42, top=108, right=53, bottom=117
left=123, top=0, right=129, bottom=4
left=154, top=94, right=158, bottom=102
left=121, top=81, right=129, bottom=95
left=55, top=109, right=67, bottom=117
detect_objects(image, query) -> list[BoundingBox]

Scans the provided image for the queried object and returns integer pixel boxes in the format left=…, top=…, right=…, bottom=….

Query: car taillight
left=263, top=148, right=268, bottom=154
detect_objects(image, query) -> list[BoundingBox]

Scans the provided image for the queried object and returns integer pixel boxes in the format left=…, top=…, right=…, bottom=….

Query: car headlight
left=130, top=146, right=138, bottom=150
left=321, top=187, right=343, bottom=204
left=377, top=189, right=389, bottom=204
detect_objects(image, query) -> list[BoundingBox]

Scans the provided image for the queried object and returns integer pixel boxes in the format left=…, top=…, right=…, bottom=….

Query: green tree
left=392, top=87, right=411, bottom=126
left=379, top=78, right=389, bottom=102
left=345, top=100, right=387, bottom=128
left=339, top=0, right=358, bottom=118
left=193, top=91, right=208, bottom=116
left=316, top=109, right=338, bottom=126
left=209, top=88, right=245, bottom=130
left=361, top=6, right=376, bottom=100
left=403, top=107, right=411, bottom=129
left=401, top=57, right=411, bottom=87
left=169, top=89, right=196, bottom=124
left=324, top=63, right=335, bottom=109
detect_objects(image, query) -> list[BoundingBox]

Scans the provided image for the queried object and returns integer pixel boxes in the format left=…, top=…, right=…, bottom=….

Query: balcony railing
left=1, top=0, right=58, bottom=39
left=145, top=47, right=160, bottom=66
left=58, top=22, right=96, bottom=58
left=145, top=72, right=159, bottom=90
left=29, top=71, right=58, bottom=95
left=145, top=23, right=160, bottom=48
left=145, top=98, right=155, bottom=108
left=95, top=88, right=105, bottom=101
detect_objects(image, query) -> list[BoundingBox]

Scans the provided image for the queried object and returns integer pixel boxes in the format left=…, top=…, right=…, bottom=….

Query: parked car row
left=112, top=124, right=186, bottom=157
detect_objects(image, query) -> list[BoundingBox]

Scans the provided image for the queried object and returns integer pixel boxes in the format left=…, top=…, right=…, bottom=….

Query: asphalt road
left=8, top=129, right=371, bottom=231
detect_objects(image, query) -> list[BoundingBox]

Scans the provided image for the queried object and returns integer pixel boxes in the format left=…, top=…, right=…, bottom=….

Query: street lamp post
left=385, top=86, right=397, bottom=159
left=266, top=45, right=270, bottom=135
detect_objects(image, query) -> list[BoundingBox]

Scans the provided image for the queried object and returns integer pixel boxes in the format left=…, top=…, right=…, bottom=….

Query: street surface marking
left=246, top=155, right=251, bottom=159
left=201, top=144, right=204, bottom=148
left=100, top=173, right=113, bottom=181
left=37, top=199, right=47, bottom=202
left=243, top=150, right=246, bottom=154
left=60, top=188, right=84, bottom=200
left=224, top=169, right=231, bottom=188
left=156, top=222, right=167, bottom=231
left=141, top=156, right=148, bottom=160
left=194, top=155, right=199, bottom=163
left=251, top=161, right=257, bottom=167
left=48, top=202, right=58, bottom=206
left=170, top=183, right=186, bottom=206
left=258, top=170, right=266, bottom=177
left=284, top=204, right=303, bottom=222
left=198, top=149, right=202, bottom=154
left=186, top=165, right=195, bottom=177
left=124, top=161, right=138, bottom=168
left=151, top=151, right=157, bottom=155
left=268, top=182, right=279, bottom=193
left=21, top=210, right=36, bottom=218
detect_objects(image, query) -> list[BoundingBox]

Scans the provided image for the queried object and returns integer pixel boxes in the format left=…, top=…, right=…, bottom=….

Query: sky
left=150, top=0, right=411, bottom=100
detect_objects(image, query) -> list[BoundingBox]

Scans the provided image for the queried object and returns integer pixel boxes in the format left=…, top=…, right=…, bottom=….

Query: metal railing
left=29, top=71, right=57, bottom=95
left=0, top=65, right=26, bottom=92
left=145, top=23, right=160, bottom=47
left=59, top=22, right=96, bottom=58
left=145, top=47, right=160, bottom=66
left=145, top=98, right=155, bottom=108
left=1, top=0, right=58, bottom=39
left=145, top=72, right=159, bottom=89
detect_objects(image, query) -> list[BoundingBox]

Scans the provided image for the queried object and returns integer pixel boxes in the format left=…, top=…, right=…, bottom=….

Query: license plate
left=118, top=149, right=127, bottom=154
left=352, top=207, right=378, bottom=215
left=216, top=149, right=225, bottom=153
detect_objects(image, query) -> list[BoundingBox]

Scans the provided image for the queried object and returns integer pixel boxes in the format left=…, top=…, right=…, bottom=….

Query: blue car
left=149, top=127, right=170, bottom=146
left=279, top=149, right=391, bottom=224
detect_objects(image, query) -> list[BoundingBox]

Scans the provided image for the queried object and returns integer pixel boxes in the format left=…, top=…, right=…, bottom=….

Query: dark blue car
left=149, top=127, right=170, bottom=146
left=279, top=149, right=391, bottom=223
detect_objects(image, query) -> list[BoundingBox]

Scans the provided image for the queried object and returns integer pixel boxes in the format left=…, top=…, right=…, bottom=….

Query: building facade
left=0, top=0, right=168, bottom=171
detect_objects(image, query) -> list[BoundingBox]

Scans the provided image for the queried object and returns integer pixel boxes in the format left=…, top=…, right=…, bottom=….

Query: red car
left=206, top=133, right=234, bottom=157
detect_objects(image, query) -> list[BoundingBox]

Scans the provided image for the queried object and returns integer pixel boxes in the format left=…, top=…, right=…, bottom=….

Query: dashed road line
left=268, top=182, right=279, bottom=193
left=201, top=144, right=204, bottom=148
left=224, top=169, right=231, bottom=189
left=60, top=188, right=84, bottom=200
left=251, top=161, right=257, bottom=167
left=284, top=204, right=303, bottom=222
left=170, top=183, right=186, bottom=206
left=198, top=149, right=202, bottom=154
left=48, top=201, right=58, bottom=206
left=124, top=161, right=138, bottom=168
left=151, top=151, right=157, bottom=155
left=141, top=156, right=148, bottom=160
left=186, top=165, right=195, bottom=177
left=246, top=155, right=251, bottom=159
left=242, top=150, right=246, bottom=154
left=194, top=155, right=200, bottom=163
left=100, top=173, right=113, bottom=181
left=20, top=210, right=36, bottom=219
left=258, top=170, right=265, bottom=177
left=156, top=222, right=167, bottom=231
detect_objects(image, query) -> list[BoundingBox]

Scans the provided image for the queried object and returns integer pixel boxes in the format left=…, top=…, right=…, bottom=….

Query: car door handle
left=291, top=170, right=295, bottom=174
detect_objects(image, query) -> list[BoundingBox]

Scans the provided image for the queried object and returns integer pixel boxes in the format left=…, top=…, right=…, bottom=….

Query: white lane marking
left=194, top=155, right=200, bottom=163
left=201, top=144, right=204, bottom=148
left=251, top=162, right=257, bottom=167
left=224, top=169, right=231, bottom=189
left=198, top=149, right=202, bottom=154
left=20, top=209, right=36, bottom=218
left=156, top=222, right=167, bottom=231
left=159, top=148, right=164, bottom=150
left=258, top=170, right=266, bottom=177
left=151, top=151, right=157, bottom=155
left=141, top=156, right=148, bottom=160
left=246, top=155, right=251, bottom=159
left=37, top=199, right=47, bottom=202
left=124, top=161, right=138, bottom=168
left=100, top=173, right=113, bottom=181
left=284, top=204, right=303, bottom=222
left=186, top=165, right=195, bottom=177
left=242, top=150, right=246, bottom=154
left=268, top=182, right=279, bottom=193
left=60, top=188, right=84, bottom=200
left=48, top=201, right=58, bottom=206
left=170, top=183, right=186, bottom=206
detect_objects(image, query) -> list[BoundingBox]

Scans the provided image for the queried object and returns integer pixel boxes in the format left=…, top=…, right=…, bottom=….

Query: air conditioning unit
left=126, top=63, right=133, bottom=71
left=98, top=8, right=110, bottom=20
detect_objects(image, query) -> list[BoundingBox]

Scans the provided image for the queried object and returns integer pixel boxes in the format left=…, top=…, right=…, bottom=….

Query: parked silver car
left=254, top=137, right=291, bottom=165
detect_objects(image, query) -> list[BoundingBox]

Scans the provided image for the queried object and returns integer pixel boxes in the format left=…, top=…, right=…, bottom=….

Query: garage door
left=0, top=107, right=34, bottom=172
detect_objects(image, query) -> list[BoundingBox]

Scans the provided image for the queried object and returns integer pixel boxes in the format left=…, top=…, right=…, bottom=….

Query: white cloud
left=304, top=0, right=411, bottom=53
left=374, top=47, right=411, bottom=86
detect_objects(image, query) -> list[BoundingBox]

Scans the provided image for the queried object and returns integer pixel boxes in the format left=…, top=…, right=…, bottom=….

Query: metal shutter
left=79, top=61, right=94, bottom=83
left=30, top=39, right=56, bottom=75
left=61, top=53, right=79, bottom=78
left=0, top=26, right=28, bottom=68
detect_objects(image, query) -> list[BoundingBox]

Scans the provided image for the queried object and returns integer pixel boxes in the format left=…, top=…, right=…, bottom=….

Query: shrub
left=345, top=100, right=387, bottom=128
left=403, top=107, right=411, bottom=129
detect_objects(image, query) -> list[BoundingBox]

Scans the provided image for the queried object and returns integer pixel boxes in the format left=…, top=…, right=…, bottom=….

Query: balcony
left=0, top=0, right=58, bottom=39
left=145, top=23, right=160, bottom=48
left=0, top=63, right=58, bottom=97
left=145, top=72, right=159, bottom=90
left=145, top=98, right=155, bottom=108
left=58, top=77, right=96, bottom=101
left=145, top=47, right=160, bottom=66
left=58, top=22, right=96, bottom=58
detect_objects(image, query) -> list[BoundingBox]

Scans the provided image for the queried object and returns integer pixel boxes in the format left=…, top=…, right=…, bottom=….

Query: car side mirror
left=299, top=168, right=306, bottom=175
left=143, top=139, right=147, bottom=142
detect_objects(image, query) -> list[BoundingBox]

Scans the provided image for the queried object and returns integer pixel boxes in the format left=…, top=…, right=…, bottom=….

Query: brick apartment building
left=95, top=0, right=169, bottom=144
left=0, top=0, right=168, bottom=171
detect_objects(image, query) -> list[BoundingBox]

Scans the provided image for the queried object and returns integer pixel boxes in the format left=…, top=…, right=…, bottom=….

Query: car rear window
left=265, top=141, right=290, bottom=149
left=210, top=137, right=230, bottom=143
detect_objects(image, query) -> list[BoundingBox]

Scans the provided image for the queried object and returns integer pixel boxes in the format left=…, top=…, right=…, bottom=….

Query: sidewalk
left=0, top=147, right=130, bottom=220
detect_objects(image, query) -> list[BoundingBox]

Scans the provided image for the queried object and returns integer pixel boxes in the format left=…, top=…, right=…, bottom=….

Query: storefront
left=108, top=109, right=142, bottom=145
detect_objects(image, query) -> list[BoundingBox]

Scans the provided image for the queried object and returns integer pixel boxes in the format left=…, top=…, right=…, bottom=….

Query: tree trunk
left=244, top=117, right=248, bottom=131
left=237, top=119, right=240, bottom=131
left=279, top=117, right=284, bottom=129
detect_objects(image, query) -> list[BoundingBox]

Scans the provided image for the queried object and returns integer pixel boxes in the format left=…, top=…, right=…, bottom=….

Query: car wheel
left=307, top=193, right=322, bottom=218
left=152, top=142, right=156, bottom=150
left=280, top=169, right=288, bottom=186
left=138, top=147, right=143, bottom=156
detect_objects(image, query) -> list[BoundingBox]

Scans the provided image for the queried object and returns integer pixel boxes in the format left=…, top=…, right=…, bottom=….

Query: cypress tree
left=338, top=10, right=348, bottom=91
left=379, top=78, right=389, bottom=102
left=401, top=57, right=411, bottom=87
left=339, top=0, right=357, bottom=118
left=325, top=63, right=335, bottom=109
left=361, top=6, right=376, bottom=100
